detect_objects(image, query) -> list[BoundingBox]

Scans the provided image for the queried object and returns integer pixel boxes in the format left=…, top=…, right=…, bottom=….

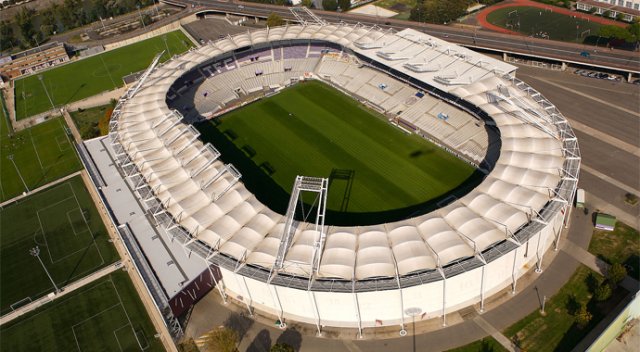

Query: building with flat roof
left=0, top=42, right=69, bottom=80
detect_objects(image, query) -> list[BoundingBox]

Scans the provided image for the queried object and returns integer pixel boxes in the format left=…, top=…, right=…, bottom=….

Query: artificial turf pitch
left=197, top=81, right=476, bottom=225
left=14, top=30, right=193, bottom=120
left=0, top=271, right=164, bottom=352
left=486, top=6, right=603, bottom=43
left=0, top=116, right=82, bottom=202
left=0, top=176, right=118, bottom=316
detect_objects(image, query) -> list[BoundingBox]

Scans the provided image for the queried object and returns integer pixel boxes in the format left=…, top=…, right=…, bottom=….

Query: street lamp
left=7, top=155, right=29, bottom=192
left=38, top=75, right=55, bottom=111
left=137, top=5, right=146, bottom=29
left=30, top=246, right=60, bottom=293
left=403, top=307, right=422, bottom=350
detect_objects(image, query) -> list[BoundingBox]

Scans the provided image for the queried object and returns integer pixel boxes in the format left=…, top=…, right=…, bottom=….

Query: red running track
left=476, top=0, right=627, bottom=36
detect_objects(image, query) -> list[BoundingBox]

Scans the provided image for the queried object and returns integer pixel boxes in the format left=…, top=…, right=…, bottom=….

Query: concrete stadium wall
left=216, top=210, right=561, bottom=329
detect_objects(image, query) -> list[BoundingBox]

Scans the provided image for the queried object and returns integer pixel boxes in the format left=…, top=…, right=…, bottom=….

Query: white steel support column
left=232, top=271, right=253, bottom=316
left=438, top=268, right=447, bottom=326
left=511, top=246, right=519, bottom=294
left=269, top=285, right=285, bottom=324
left=353, top=284, right=363, bottom=338
left=535, top=228, right=545, bottom=274
left=480, top=265, right=486, bottom=313
left=308, top=291, right=322, bottom=336
left=208, top=263, right=227, bottom=304
left=553, top=213, right=563, bottom=251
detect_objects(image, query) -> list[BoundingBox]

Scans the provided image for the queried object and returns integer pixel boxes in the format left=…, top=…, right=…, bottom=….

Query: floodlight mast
left=38, top=75, right=55, bottom=111
left=30, top=246, right=60, bottom=293
left=7, top=155, right=29, bottom=192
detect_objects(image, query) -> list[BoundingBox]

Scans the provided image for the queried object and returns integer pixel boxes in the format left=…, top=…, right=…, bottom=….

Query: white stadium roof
left=109, top=24, right=579, bottom=287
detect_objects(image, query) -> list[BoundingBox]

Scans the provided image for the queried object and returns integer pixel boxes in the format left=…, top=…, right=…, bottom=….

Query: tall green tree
left=266, top=13, right=286, bottom=27
left=410, top=0, right=468, bottom=24
left=0, top=21, right=17, bottom=51
left=202, top=327, right=238, bottom=352
left=301, top=0, right=314, bottom=8
left=338, top=0, right=351, bottom=11
left=607, top=262, right=627, bottom=287
left=322, top=0, right=339, bottom=11
left=575, top=303, right=592, bottom=329
left=16, top=7, right=37, bottom=47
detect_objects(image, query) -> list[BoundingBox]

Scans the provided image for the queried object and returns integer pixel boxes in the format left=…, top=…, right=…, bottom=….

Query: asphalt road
left=169, top=0, right=640, bottom=73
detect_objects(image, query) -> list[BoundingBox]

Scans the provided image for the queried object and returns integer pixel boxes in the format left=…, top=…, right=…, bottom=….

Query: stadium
left=107, top=23, right=580, bottom=336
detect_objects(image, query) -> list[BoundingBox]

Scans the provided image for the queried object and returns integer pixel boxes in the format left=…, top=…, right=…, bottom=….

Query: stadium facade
left=107, top=24, right=580, bottom=335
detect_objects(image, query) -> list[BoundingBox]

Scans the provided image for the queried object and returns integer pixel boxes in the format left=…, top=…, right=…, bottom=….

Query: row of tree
left=409, top=0, right=469, bottom=25
left=598, top=22, right=640, bottom=43
left=1, top=0, right=158, bottom=52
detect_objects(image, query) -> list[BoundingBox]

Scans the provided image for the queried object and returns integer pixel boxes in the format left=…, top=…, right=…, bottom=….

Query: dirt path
left=476, top=0, right=627, bottom=36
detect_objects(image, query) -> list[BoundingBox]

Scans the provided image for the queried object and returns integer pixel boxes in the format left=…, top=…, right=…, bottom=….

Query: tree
left=599, top=25, right=633, bottom=41
left=575, top=303, right=592, bottom=329
left=202, top=327, right=238, bottom=352
left=0, top=21, right=17, bottom=51
left=177, top=338, right=200, bottom=352
left=271, top=343, right=295, bottom=352
left=16, top=7, right=37, bottom=46
left=98, top=107, right=113, bottom=136
left=322, top=0, right=338, bottom=11
left=607, top=262, right=627, bottom=287
left=594, top=282, right=612, bottom=301
left=602, top=10, right=612, bottom=18
left=338, top=0, right=351, bottom=12
left=410, top=0, right=468, bottom=25
left=266, top=13, right=285, bottom=27
left=616, top=12, right=626, bottom=21
left=301, top=0, right=314, bottom=8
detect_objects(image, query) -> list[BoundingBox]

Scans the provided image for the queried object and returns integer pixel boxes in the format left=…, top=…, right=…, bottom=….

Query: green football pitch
left=0, top=271, right=164, bottom=352
left=197, top=81, right=478, bottom=225
left=486, top=6, right=603, bottom=43
left=14, top=30, right=193, bottom=120
left=0, top=116, right=82, bottom=202
left=0, top=176, right=118, bottom=316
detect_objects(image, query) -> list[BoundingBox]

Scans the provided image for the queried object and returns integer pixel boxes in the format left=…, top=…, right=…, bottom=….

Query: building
left=577, top=0, right=640, bottom=21
left=99, top=24, right=580, bottom=336
left=0, top=42, right=69, bottom=80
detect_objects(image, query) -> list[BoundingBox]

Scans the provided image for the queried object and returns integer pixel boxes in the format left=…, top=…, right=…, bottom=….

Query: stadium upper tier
left=110, top=24, right=579, bottom=288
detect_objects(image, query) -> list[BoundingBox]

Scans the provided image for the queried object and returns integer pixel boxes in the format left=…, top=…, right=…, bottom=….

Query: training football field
left=0, top=116, right=82, bottom=202
left=0, top=176, right=118, bottom=316
left=0, top=271, right=164, bottom=352
left=486, top=6, right=603, bottom=42
left=197, top=81, right=476, bottom=224
left=14, top=30, right=193, bottom=120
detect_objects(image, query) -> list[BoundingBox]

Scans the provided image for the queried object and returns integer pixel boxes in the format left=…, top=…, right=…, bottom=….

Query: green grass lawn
left=486, top=6, right=603, bottom=43
left=504, top=265, right=626, bottom=352
left=14, top=30, right=193, bottom=120
left=70, top=104, right=113, bottom=140
left=0, top=117, right=82, bottom=202
left=0, top=176, right=118, bottom=316
left=0, top=271, right=164, bottom=352
left=197, top=81, right=478, bottom=225
left=373, top=0, right=416, bottom=19
left=446, top=337, right=507, bottom=352
left=589, top=221, right=640, bottom=281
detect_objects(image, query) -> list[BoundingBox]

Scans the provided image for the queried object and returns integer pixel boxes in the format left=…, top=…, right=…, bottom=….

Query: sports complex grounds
left=0, top=27, right=197, bottom=351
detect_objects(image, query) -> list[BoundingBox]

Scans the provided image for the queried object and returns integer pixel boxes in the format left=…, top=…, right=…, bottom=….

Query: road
left=166, top=0, right=640, bottom=73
